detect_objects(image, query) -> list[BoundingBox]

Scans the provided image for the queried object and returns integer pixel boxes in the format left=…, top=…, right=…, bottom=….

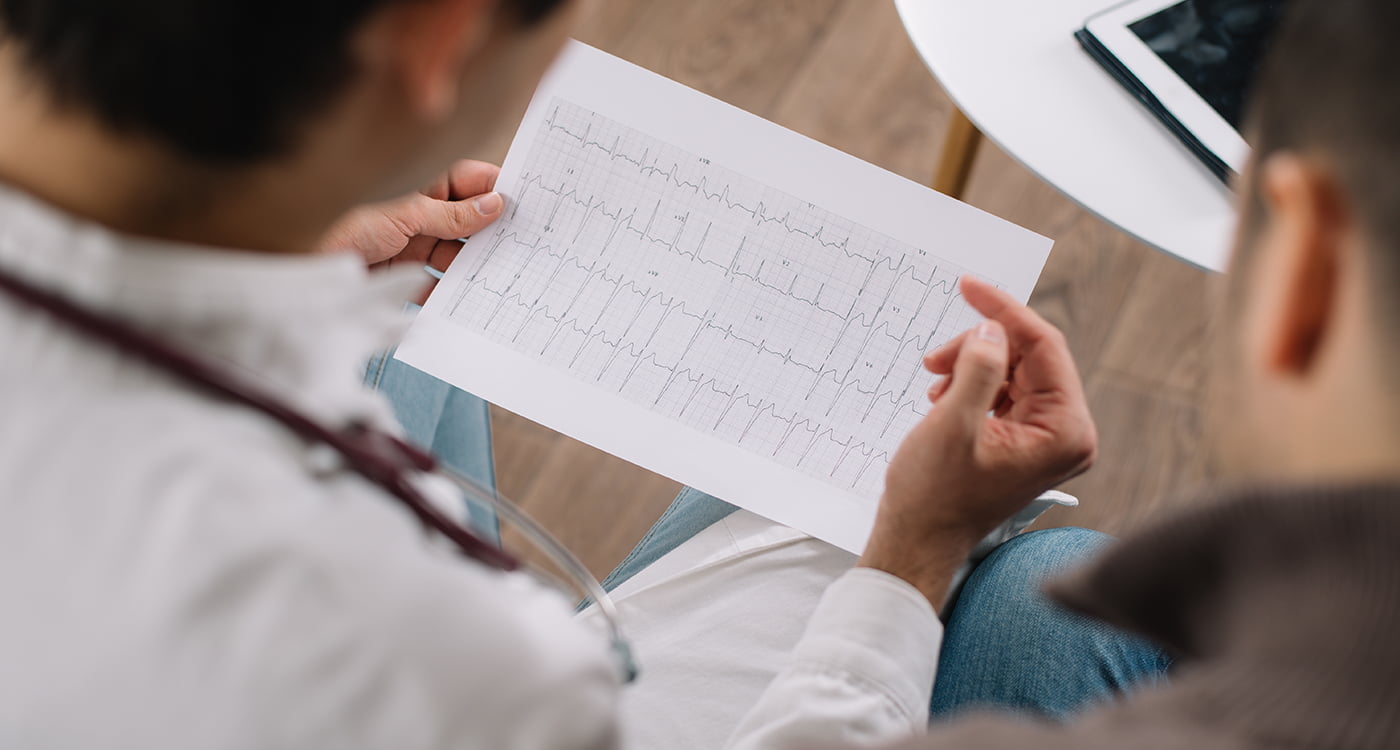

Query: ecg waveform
left=445, top=98, right=980, bottom=497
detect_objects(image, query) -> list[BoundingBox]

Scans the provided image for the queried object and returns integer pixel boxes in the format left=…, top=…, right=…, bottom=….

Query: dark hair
left=0, top=0, right=565, bottom=163
left=1244, top=0, right=1400, bottom=305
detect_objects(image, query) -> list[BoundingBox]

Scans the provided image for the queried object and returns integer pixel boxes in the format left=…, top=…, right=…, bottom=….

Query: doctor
left=0, top=0, right=1163, bottom=747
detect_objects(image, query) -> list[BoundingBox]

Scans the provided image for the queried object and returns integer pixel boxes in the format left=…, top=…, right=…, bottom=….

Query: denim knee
left=944, top=527, right=1108, bottom=638
left=931, top=527, right=1170, bottom=720
left=982, top=527, right=1110, bottom=588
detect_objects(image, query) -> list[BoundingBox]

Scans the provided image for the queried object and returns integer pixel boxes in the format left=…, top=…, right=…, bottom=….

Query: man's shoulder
left=0, top=378, right=621, bottom=746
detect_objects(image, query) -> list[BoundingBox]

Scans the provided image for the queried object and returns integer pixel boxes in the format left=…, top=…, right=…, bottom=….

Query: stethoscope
left=0, top=262, right=637, bottom=683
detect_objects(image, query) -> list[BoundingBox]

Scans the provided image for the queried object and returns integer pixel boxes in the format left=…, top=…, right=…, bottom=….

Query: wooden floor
left=486, top=0, right=1221, bottom=579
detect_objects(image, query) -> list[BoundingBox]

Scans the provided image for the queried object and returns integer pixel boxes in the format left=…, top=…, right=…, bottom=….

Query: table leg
left=933, top=107, right=983, bottom=199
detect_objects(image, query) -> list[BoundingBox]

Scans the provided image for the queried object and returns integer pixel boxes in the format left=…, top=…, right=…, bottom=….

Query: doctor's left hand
left=317, top=159, right=504, bottom=302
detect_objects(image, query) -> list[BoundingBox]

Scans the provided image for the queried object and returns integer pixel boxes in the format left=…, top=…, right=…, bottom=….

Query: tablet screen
left=1129, top=0, right=1287, bottom=128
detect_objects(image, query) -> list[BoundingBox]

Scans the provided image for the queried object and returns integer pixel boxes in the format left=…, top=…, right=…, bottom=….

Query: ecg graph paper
left=398, top=42, right=1051, bottom=552
left=443, top=98, right=976, bottom=498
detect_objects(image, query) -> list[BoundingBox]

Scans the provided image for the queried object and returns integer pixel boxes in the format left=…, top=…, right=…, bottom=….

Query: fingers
left=924, top=330, right=968, bottom=375
left=923, top=277, right=1057, bottom=374
left=444, top=160, right=501, bottom=201
left=959, top=278, right=1075, bottom=386
left=927, top=374, right=950, bottom=402
left=410, top=279, right=436, bottom=307
left=421, top=160, right=501, bottom=201
left=425, top=238, right=463, bottom=273
left=424, top=172, right=451, bottom=201
left=991, top=382, right=1013, bottom=418
left=409, top=236, right=469, bottom=303
left=958, top=277, right=1051, bottom=340
left=396, top=189, right=504, bottom=242
left=409, top=160, right=504, bottom=233
left=926, top=276, right=1080, bottom=395
left=940, top=320, right=1010, bottom=427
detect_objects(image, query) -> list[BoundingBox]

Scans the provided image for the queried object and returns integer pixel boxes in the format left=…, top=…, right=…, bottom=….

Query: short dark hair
left=0, top=0, right=565, bottom=163
left=1244, top=0, right=1400, bottom=314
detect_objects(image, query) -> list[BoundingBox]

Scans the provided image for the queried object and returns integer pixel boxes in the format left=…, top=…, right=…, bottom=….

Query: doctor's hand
left=317, top=160, right=503, bottom=303
left=857, top=276, right=1096, bottom=610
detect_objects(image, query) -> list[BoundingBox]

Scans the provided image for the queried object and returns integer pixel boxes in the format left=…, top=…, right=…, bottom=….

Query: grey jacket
left=899, top=483, right=1400, bottom=749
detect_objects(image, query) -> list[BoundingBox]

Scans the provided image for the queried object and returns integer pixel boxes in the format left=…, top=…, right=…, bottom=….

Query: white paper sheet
left=397, top=41, right=1053, bottom=554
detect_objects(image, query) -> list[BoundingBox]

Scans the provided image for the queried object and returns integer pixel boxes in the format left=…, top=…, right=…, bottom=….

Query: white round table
left=895, top=0, right=1237, bottom=272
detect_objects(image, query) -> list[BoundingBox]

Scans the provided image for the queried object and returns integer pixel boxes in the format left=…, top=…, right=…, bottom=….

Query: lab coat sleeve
left=723, top=568, right=942, bottom=749
left=379, top=565, right=625, bottom=750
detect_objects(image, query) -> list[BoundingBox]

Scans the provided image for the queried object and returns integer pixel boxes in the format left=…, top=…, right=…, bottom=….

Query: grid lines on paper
left=445, top=98, right=980, bottom=500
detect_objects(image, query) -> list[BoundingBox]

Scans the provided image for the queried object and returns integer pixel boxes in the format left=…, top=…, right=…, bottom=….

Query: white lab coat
left=0, top=184, right=946, bottom=749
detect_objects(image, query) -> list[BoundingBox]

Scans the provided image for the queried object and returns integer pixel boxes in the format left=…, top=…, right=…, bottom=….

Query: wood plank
left=1097, top=248, right=1222, bottom=399
left=595, top=0, right=846, bottom=115
left=500, top=430, right=680, bottom=579
left=1041, top=370, right=1211, bottom=536
left=489, top=406, right=562, bottom=503
left=769, top=0, right=950, bottom=183
left=963, top=143, right=1148, bottom=374
left=574, top=0, right=652, bottom=49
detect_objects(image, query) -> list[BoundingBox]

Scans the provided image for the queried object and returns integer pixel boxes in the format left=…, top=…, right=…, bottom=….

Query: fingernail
left=473, top=191, right=503, bottom=216
left=976, top=321, right=1003, bottom=343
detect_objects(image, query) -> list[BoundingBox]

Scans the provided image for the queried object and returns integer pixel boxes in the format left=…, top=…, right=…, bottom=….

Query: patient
left=873, top=0, right=1400, bottom=744
left=588, top=0, right=1400, bottom=746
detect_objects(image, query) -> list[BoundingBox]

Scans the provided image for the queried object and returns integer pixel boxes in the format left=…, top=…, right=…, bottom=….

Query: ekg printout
left=396, top=41, right=1052, bottom=553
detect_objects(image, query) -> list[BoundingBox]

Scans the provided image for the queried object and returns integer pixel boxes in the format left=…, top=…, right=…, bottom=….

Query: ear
left=1251, top=153, right=1351, bottom=378
left=379, top=0, right=497, bottom=121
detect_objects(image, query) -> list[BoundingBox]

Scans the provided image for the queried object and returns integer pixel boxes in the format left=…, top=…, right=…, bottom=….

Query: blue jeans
left=601, top=491, right=1171, bottom=720
left=928, top=526, right=1171, bottom=719
left=372, top=355, right=1171, bottom=722
left=366, top=349, right=500, bottom=543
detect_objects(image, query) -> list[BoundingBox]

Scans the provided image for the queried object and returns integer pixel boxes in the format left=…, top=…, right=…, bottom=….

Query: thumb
left=399, top=190, right=504, bottom=240
left=942, top=320, right=1009, bottom=425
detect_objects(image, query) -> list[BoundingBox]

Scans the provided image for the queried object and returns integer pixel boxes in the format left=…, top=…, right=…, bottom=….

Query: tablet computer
left=1077, top=0, right=1286, bottom=183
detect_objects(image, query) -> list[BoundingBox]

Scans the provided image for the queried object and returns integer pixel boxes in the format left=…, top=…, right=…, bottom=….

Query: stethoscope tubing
left=0, top=261, right=637, bottom=683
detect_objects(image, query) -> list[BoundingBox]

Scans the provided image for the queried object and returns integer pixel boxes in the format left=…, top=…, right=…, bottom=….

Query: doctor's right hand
left=317, top=159, right=503, bottom=303
left=856, top=277, right=1097, bottom=610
